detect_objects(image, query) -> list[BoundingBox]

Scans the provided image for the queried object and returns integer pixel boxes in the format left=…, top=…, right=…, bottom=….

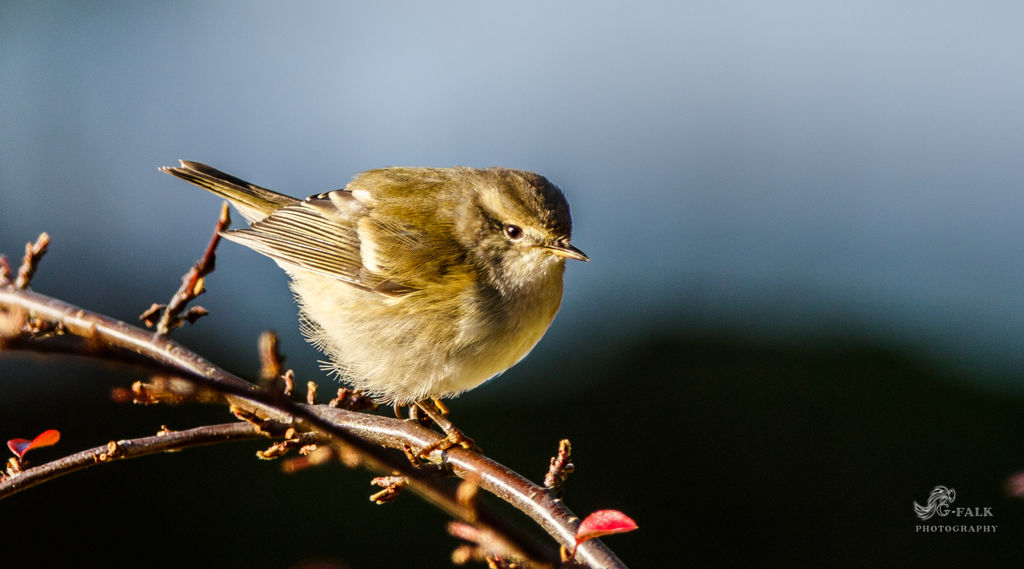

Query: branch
left=0, top=285, right=627, bottom=569
left=1, top=422, right=274, bottom=497
left=140, top=202, right=229, bottom=333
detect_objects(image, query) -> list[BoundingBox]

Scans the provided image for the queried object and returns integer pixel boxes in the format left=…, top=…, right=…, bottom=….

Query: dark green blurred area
left=4, top=321, right=1023, bottom=567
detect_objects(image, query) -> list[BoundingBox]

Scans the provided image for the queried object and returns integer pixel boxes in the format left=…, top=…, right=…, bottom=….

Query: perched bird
left=161, top=161, right=587, bottom=409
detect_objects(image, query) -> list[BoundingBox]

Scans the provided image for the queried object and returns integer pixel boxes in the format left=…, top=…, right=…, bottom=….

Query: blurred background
left=3, top=1, right=1024, bottom=566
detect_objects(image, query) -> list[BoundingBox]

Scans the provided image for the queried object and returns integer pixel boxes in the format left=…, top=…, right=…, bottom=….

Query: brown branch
left=141, top=203, right=229, bottom=334
left=0, top=286, right=627, bottom=569
left=0, top=422, right=274, bottom=498
left=4, top=233, right=50, bottom=289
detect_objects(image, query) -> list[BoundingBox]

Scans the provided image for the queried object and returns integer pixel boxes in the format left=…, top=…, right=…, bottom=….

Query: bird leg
left=412, top=398, right=476, bottom=458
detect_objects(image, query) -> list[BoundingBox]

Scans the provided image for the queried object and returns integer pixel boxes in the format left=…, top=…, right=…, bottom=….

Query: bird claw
left=415, top=428, right=477, bottom=460
left=406, top=398, right=479, bottom=461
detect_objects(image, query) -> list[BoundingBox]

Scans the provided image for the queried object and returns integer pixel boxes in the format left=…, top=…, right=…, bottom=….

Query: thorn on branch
left=145, top=202, right=230, bottom=335
left=544, top=439, right=574, bottom=491
left=369, top=475, right=408, bottom=504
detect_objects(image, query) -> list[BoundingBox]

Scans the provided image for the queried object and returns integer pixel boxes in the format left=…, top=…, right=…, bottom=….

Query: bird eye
left=503, top=224, right=523, bottom=240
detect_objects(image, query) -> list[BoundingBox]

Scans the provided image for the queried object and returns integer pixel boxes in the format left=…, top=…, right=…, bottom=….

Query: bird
left=161, top=161, right=588, bottom=418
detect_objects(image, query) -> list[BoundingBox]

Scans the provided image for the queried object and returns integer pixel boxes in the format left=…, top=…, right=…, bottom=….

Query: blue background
left=3, top=2, right=1024, bottom=566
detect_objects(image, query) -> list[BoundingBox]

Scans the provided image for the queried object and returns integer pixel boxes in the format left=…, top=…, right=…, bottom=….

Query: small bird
left=161, top=161, right=587, bottom=410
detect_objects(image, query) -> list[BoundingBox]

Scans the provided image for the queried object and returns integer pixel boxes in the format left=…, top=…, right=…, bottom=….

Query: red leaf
left=7, top=429, right=60, bottom=460
left=6, top=438, right=32, bottom=459
left=572, top=509, right=638, bottom=555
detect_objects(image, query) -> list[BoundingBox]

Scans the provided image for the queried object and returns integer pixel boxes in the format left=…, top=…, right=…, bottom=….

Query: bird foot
left=414, top=428, right=477, bottom=460
left=410, top=398, right=478, bottom=460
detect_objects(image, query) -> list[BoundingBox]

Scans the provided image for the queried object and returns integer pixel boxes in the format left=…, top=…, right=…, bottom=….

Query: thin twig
left=14, top=233, right=49, bottom=289
left=149, top=203, right=229, bottom=334
left=0, top=422, right=273, bottom=498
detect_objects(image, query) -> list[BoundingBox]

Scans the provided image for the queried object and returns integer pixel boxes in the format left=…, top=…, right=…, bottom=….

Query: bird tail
left=160, top=160, right=299, bottom=222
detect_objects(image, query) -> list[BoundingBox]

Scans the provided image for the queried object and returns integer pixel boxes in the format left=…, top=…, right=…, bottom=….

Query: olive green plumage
left=161, top=160, right=587, bottom=404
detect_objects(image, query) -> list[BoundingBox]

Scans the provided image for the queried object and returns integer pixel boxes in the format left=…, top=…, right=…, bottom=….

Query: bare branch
left=148, top=202, right=230, bottom=334
left=13, top=233, right=49, bottom=289
left=0, top=422, right=273, bottom=498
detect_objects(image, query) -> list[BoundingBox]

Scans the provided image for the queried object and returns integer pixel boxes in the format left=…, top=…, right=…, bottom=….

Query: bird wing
left=223, top=191, right=404, bottom=294
left=224, top=170, right=474, bottom=296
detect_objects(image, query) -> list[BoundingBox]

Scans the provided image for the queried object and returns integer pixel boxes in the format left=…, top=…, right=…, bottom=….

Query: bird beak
left=543, top=241, right=590, bottom=262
